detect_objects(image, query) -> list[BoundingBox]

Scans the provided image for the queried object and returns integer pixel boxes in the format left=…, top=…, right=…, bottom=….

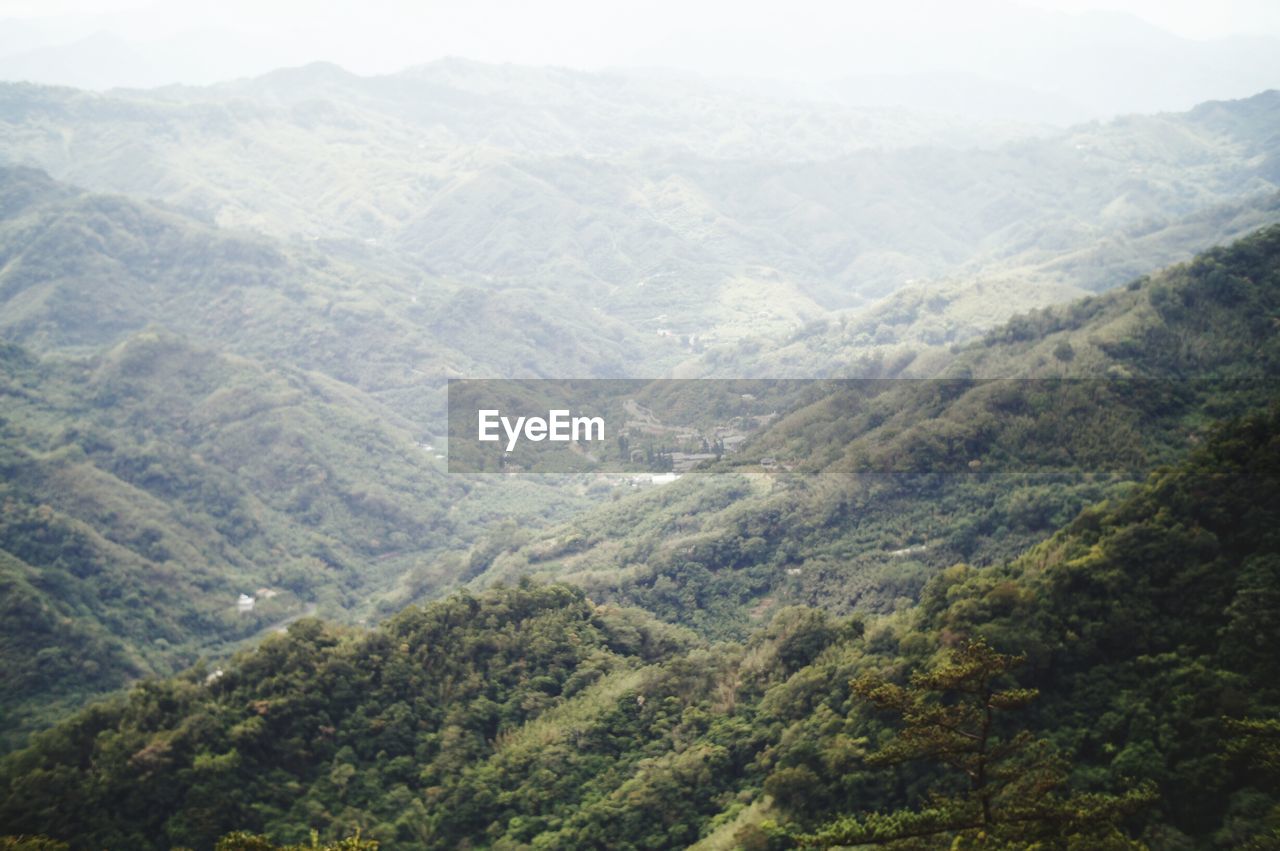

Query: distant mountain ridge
left=2, top=72, right=1276, bottom=366
left=1, top=3, right=1278, bottom=120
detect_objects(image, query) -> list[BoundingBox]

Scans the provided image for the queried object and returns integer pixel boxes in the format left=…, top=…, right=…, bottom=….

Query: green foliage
left=215, top=830, right=376, bottom=851
left=4, top=402, right=1279, bottom=849
left=0, top=583, right=743, bottom=850
left=4, top=81, right=1279, bottom=370
left=922, top=405, right=1280, bottom=845
left=0, top=838, right=69, bottom=851
left=800, top=639, right=1152, bottom=848
left=0, top=330, right=596, bottom=750
left=486, top=225, right=1280, bottom=643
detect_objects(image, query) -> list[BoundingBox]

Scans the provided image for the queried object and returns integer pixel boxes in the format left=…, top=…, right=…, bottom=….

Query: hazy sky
left=1, top=0, right=1278, bottom=117
left=3, top=0, right=1280, bottom=77
left=3, top=0, right=1280, bottom=42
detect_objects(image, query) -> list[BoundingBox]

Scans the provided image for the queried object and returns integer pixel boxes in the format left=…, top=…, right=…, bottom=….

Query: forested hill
left=0, top=165, right=659, bottom=420
left=0, top=157, right=668, bottom=752
left=0, top=331, right=593, bottom=752
left=2, top=403, right=1277, bottom=849
left=467, top=224, right=1280, bottom=638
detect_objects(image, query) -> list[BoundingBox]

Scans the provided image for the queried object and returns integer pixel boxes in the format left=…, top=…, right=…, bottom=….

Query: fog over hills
left=1, top=0, right=1279, bottom=122
left=1, top=66, right=1277, bottom=385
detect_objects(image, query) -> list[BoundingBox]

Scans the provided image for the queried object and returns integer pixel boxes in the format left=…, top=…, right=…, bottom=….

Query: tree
left=215, top=830, right=377, bottom=850
left=0, top=839, right=69, bottom=851
left=1224, top=718, right=1280, bottom=850
left=800, top=638, right=1153, bottom=849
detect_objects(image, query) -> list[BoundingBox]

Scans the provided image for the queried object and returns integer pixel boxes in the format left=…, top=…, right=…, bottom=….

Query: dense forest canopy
left=3, top=401, right=1278, bottom=848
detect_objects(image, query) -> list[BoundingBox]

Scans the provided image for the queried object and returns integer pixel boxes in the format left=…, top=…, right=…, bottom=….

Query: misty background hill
left=1, top=65, right=1278, bottom=391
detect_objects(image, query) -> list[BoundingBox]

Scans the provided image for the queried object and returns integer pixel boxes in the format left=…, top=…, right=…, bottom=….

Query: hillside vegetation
left=0, top=65, right=1278, bottom=850
left=0, top=331, right=591, bottom=750
left=2, top=184, right=1276, bottom=757
left=2, top=402, right=1276, bottom=849
left=471, top=226, right=1280, bottom=638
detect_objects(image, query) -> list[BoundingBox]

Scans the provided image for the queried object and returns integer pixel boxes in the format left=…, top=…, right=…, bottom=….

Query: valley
left=0, top=53, right=1277, bottom=851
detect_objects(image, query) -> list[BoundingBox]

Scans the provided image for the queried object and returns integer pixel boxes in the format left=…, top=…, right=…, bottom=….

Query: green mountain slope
left=2, top=195, right=1275, bottom=760
left=0, top=332, right=590, bottom=751
left=473, top=224, right=1280, bottom=639
left=3, top=403, right=1276, bottom=849
left=0, top=165, right=661, bottom=425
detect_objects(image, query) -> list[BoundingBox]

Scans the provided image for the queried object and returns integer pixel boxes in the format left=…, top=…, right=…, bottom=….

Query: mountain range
left=2, top=66, right=1279, bottom=379
left=2, top=227, right=1277, bottom=846
left=0, top=57, right=1278, bottom=850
